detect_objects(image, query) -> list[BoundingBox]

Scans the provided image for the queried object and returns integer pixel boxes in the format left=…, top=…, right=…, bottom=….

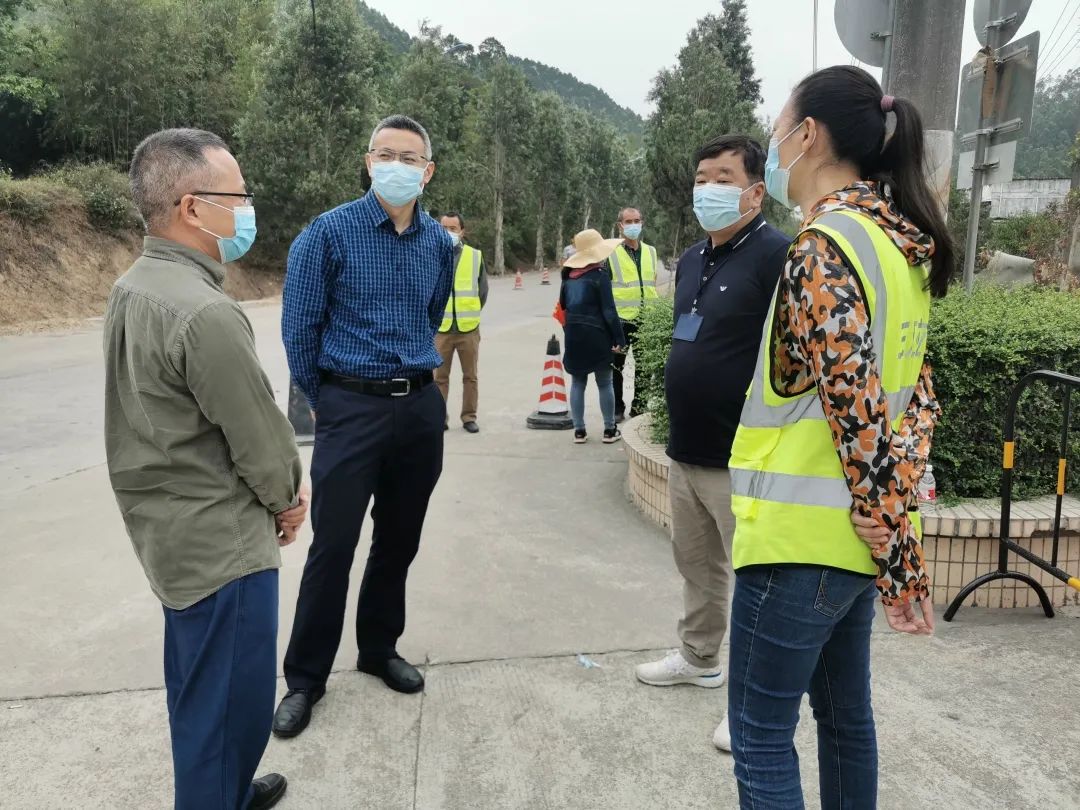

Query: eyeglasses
left=174, top=191, right=255, bottom=206
left=367, top=148, right=429, bottom=168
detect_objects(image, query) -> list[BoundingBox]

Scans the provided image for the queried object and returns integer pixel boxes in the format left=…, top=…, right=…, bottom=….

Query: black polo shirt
left=664, top=214, right=791, bottom=468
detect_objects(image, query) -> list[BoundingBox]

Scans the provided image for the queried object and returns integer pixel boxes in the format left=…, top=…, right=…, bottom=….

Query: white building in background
left=986, top=178, right=1071, bottom=218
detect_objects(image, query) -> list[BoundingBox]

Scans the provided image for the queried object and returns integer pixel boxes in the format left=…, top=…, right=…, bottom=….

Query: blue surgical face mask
left=370, top=160, right=425, bottom=206
left=447, top=232, right=461, bottom=246
left=692, top=183, right=754, bottom=232
left=622, top=223, right=642, bottom=240
left=765, top=121, right=806, bottom=209
left=197, top=198, right=256, bottom=263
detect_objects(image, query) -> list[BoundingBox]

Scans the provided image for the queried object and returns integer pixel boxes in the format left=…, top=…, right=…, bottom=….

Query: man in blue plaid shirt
left=275, top=115, right=454, bottom=738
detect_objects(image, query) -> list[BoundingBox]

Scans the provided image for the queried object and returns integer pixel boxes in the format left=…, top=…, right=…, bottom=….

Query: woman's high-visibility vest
left=608, top=243, right=659, bottom=321
left=729, top=209, right=930, bottom=575
left=440, top=245, right=482, bottom=333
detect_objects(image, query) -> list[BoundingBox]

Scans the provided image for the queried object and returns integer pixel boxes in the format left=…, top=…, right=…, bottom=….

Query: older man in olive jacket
left=103, top=128, right=305, bottom=810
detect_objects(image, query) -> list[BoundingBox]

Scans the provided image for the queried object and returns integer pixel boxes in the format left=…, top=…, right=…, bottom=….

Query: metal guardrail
left=944, top=370, right=1080, bottom=622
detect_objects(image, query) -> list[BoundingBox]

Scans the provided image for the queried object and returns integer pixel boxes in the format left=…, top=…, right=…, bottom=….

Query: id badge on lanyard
left=673, top=311, right=703, bottom=342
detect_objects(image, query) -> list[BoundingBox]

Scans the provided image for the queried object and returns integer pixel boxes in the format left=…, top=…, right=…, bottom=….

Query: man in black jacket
left=634, top=135, right=790, bottom=753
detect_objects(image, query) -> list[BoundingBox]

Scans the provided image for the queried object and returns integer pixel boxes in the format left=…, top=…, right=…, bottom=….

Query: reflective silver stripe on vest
left=729, top=467, right=853, bottom=510
left=446, top=248, right=481, bottom=310
left=740, top=211, right=914, bottom=428
left=609, top=246, right=657, bottom=289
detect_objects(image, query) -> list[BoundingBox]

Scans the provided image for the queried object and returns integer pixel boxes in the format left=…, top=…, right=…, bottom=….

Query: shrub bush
left=633, top=298, right=674, bottom=444
left=0, top=171, right=65, bottom=223
left=49, top=163, right=138, bottom=231
left=928, top=284, right=1080, bottom=500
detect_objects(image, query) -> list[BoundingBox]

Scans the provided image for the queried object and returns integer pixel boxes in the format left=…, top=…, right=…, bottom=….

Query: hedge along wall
left=635, top=285, right=1080, bottom=502
left=634, top=298, right=675, bottom=445
left=927, top=284, right=1080, bottom=501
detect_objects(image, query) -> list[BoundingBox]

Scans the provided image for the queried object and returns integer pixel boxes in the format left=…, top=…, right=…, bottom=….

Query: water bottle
left=918, top=464, right=937, bottom=505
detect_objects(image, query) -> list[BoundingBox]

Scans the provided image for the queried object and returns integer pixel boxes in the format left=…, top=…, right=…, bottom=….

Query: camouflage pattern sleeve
left=772, top=231, right=931, bottom=604
left=896, top=363, right=941, bottom=497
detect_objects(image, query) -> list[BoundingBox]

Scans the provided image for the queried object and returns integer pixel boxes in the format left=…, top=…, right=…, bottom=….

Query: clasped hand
left=275, top=484, right=311, bottom=547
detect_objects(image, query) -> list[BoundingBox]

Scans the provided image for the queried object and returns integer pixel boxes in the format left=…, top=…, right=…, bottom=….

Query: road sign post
left=957, top=15, right=1039, bottom=291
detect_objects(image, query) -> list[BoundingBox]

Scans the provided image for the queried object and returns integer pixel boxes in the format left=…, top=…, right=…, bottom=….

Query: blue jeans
left=570, top=366, right=616, bottom=431
left=728, top=566, right=878, bottom=810
left=164, top=569, right=279, bottom=810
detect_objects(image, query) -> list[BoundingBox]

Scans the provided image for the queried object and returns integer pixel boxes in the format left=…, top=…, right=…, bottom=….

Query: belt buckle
left=390, top=378, right=411, bottom=397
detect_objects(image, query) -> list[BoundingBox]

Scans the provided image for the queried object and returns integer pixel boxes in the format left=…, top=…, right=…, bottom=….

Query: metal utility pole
left=880, top=0, right=897, bottom=91
left=963, top=50, right=994, bottom=292
left=885, top=0, right=966, bottom=213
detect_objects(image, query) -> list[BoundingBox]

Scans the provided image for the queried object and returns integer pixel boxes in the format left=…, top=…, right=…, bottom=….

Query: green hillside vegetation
left=356, top=1, right=643, bottom=136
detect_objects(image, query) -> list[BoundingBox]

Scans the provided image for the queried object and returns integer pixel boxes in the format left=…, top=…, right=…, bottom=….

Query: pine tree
left=685, top=1, right=761, bottom=107
left=715, top=0, right=761, bottom=105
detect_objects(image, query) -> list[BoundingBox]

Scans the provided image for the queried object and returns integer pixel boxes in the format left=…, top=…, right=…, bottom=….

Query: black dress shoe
left=250, top=773, right=287, bottom=809
left=463, top=421, right=480, bottom=434
left=357, top=655, right=425, bottom=694
left=272, top=687, right=325, bottom=738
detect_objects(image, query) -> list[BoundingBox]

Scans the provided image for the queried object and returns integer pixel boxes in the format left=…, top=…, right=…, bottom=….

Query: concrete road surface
left=2, top=267, right=1079, bottom=809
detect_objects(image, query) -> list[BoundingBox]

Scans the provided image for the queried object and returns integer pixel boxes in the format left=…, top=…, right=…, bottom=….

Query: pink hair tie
left=880, top=95, right=895, bottom=113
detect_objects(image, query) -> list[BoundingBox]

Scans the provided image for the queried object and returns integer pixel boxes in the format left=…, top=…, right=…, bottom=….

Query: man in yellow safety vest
left=608, top=207, right=659, bottom=421
left=435, top=212, right=488, bottom=433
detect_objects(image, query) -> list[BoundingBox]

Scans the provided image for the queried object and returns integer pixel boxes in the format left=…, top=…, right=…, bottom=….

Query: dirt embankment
left=0, top=206, right=284, bottom=334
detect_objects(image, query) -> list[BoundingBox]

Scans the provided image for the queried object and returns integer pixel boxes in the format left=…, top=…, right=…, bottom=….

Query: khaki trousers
left=434, top=329, right=480, bottom=424
left=668, top=461, right=736, bottom=669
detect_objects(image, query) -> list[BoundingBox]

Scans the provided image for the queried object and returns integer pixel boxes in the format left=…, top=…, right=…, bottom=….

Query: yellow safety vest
left=729, top=209, right=930, bottom=575
left=608, top=243, right=658, bottom=321
left=439, top=245, right=482, bottom=333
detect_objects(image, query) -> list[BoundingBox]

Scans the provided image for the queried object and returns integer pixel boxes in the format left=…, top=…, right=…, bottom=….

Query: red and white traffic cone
left=526, top=334, right=574, bottom=430
left=541, top=268, right=551, bottom=285
left=514, top=270, right=524, bottom=290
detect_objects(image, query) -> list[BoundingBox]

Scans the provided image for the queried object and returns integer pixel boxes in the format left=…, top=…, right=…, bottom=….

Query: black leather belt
left=323, top=371, right=433, bottom=397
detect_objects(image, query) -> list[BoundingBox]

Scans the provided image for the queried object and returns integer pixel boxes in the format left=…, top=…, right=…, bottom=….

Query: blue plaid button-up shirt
left=282, top=191, right=455, bottom=409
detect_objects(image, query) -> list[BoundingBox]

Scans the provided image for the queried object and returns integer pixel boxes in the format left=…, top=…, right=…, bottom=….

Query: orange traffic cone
left=526, top=335, right=574, bottom=430
left=541, top=268, right=551, bottom=285
left=514, top=270, right=524, bottom=290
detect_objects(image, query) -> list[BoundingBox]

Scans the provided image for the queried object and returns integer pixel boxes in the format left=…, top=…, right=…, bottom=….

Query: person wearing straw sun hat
left=558, top=229, right=627, bottom=444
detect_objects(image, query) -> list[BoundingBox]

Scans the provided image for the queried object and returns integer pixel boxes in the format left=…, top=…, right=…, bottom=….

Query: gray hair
left=129, top=128, right=229, bottom=232
left=368, top=114, right=432, bottom=158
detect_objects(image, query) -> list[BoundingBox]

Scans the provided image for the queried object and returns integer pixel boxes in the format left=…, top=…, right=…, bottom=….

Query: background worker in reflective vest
left=435, top=212, right=488, bottom=434
left=608, top=207, right=659, bottom=422
left=724, top=67, right=954, bottom=809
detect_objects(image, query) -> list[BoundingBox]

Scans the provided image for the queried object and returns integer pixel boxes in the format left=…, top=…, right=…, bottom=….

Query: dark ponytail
left=793, top=66, right=955, bottom=297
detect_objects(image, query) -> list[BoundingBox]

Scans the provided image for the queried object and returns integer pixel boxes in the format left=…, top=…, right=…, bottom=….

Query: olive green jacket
left=103, top=237, right=302, bottom=609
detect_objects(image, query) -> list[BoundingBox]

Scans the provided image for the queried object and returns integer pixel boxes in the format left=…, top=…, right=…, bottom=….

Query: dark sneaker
left=614, top=410, right=626, bottom=424
left=603, top=428, right=622, bottom=444
left=573, top=429, right=587, bottom=444
left=463, top=421, right=480, bottom=434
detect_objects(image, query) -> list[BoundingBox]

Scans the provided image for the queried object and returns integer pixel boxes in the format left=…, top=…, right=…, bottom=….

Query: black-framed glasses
left=174, top=191, right=255, bottom=206
left=367, top=148, right=429, bottom=168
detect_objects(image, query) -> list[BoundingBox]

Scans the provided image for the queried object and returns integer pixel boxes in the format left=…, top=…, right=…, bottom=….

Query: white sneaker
left=634, top=649, right=725, bottom=688
left=713, top=716, right=732, bottom=753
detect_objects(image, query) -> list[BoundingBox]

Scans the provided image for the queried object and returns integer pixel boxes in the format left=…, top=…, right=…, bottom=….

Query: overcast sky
left=366, top=0, right=1077, bottom=121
